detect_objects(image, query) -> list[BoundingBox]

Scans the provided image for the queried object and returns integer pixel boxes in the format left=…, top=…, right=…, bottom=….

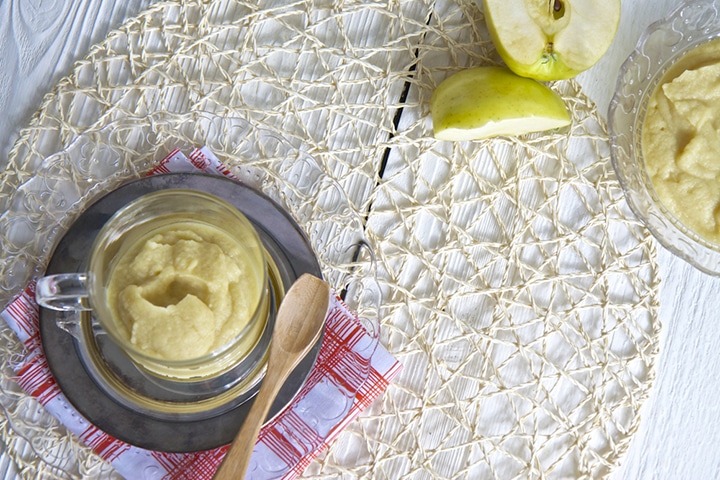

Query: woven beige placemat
left=0, top=0, right=659, bottom=478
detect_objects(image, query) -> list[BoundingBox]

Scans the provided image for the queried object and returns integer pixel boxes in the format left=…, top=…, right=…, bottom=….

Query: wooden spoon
left=213, top=273, right=330, bottom=480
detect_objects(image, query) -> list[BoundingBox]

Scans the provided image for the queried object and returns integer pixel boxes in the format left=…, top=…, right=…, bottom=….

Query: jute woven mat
left=0, top=0, right=659, bottom=478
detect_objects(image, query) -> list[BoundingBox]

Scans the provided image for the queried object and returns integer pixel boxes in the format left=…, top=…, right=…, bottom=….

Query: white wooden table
left=1, top=0, right=718, bottom=478
left=578, top=2, right=720, bottom=478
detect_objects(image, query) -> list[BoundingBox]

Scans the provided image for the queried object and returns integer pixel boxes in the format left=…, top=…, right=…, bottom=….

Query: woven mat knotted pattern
left=0, top=1, right=659, bottom=478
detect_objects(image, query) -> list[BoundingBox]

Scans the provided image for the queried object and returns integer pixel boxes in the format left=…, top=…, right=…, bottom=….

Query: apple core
left=482, top=0, right=620, bottom=81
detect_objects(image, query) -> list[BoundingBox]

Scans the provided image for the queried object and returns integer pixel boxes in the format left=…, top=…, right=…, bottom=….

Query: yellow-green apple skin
left=482, top=0, right=620, bottom=81
left=430, top=66, right=570, bottom=141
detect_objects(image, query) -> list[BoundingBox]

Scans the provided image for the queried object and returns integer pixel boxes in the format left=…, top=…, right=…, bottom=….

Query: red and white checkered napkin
left=0, top=148, right=401, bottom=480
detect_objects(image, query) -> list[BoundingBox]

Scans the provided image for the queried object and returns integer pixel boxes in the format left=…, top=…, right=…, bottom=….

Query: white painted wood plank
left=0, top=0, right=155, bottom=164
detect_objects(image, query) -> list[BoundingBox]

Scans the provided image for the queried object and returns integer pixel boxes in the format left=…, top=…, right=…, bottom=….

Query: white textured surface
left=0, top=0, right=154, bottom=163
left=0, top=0, right=718, bottom=479
left=0, top=1, right=152, bottom=478
left=579, top=2, right=720, bottom=479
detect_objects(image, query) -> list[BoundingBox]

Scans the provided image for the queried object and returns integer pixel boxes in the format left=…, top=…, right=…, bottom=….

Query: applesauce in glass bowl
left=608, top=0, right=720, bottom=275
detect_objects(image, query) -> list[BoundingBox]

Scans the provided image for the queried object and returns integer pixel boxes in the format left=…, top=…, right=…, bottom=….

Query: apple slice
left=430, top=66, right=570, bottom=141
left=483, top=0, right=620, bottom=81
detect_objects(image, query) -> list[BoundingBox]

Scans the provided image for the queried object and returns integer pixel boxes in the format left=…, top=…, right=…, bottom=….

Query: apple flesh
left=430, top=66, right=571, bottom=141
left=482, top=0, right=620, bottom=81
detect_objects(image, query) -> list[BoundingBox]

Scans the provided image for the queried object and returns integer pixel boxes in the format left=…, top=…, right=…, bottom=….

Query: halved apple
left=482, top=0, right=621, bottom=81
left=430, top=66, right=570, bottom=141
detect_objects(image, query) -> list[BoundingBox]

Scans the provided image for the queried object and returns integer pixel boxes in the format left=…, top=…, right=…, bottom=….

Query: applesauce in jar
left=107, top=221, right=264, bottom=362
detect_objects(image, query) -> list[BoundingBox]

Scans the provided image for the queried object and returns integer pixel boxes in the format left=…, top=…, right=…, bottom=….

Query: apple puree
left=106, top=223, right=262, bottom=361
left=643, top=38, right=720, bottom=244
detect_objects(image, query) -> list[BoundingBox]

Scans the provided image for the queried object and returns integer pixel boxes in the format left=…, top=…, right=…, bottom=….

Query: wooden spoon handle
left=213, top=368, right=288, bottom=479
left=213, top=274, right=330, bottom=479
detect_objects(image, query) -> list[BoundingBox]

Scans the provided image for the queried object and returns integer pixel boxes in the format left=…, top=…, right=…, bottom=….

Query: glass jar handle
left=36, top=273, right=92, bottom=311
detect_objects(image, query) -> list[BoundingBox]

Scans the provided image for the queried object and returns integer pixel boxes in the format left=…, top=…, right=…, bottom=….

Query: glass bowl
left=608, top=0, right=720, bottom=275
